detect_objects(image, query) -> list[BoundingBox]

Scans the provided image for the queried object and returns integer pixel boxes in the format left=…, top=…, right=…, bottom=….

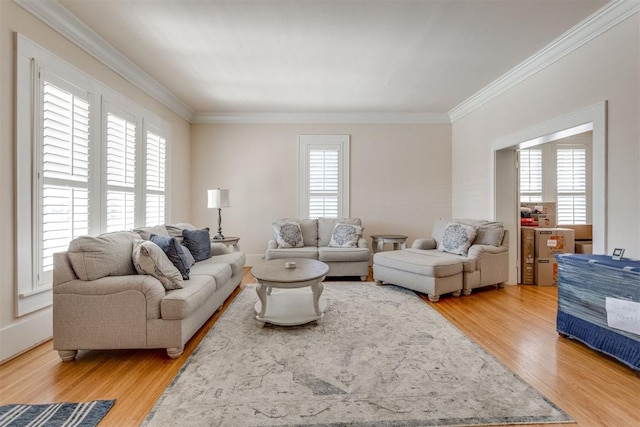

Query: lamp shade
left=207, top=189, right=230, bottom=209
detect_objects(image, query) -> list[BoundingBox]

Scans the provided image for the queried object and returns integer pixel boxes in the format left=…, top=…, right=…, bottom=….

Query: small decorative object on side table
left=210, top=236, right=240, bottom=252
left=371, top=234, right=408, bottom=253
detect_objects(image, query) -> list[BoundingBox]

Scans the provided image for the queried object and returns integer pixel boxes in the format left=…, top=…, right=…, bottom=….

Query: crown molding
left=448, top=0, right=640, bottom=123
left=192, top=111, right=450, bottom=124
left=14, top=0, right=195, bottom=122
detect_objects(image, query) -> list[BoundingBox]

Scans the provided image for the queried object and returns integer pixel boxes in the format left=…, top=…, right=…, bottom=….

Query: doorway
left=490, top=102, right=607, bottom=284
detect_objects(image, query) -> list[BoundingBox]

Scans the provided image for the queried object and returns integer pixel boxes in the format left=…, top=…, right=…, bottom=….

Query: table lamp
left=207, top=189, right=230, bottom=240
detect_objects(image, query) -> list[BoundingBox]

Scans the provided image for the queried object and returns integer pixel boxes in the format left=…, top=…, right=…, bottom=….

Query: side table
left=371, top=234, right=408, bottom=254
left=211, top=236, right=240, bottom=252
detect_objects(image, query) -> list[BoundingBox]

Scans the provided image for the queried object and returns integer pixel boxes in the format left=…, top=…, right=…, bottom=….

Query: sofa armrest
left=268, top=239, right=277, bottom=250
left=467, top=244, right=508, bottom=259
left=210, top=242, right=230, bottom=255
left=53, top=274, right=166, bottom=320
left=412, top=238, right=437, bottom=250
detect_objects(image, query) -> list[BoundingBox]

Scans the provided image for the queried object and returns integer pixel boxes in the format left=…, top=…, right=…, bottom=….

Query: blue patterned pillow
left=328, top=223, right=363, bottom=248
left=150, top=234, right=191, bottom=279
left=437, top=222, right=477, bottom=256
left=273, top=222, right=304, bottom=248
left=182, top=228, right=212, bottom=262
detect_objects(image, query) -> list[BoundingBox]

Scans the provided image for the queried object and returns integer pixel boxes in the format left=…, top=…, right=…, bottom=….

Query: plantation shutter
left=557, top=147, right=587, bottom=224
left=145, top=129, right=166, bottom=226
left=39, top=77, right=91, bottom=285
left=106, top=111, right=136, bottom=232
left=309, top=148, right=340, bottom=218
left=519, top=149, right=542, bottom=202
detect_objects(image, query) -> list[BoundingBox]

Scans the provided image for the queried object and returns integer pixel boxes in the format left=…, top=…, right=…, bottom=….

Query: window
left=556, top=146, right=587, bottom=224
left=298, top=135, right=349, bottom=219
left=16, top=35, right=169, bottom=315
left=518, top=149, right=542, bottom=202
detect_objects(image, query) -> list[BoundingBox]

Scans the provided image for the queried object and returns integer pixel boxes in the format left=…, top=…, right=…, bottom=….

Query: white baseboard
left=0, top=307, right=52, bottom=363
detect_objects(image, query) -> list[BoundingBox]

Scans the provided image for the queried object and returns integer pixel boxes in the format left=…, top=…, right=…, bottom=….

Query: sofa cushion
left=161, top=275, right=216, bottom=320
left=437, top=222, right=478, bottom=256
left=373, top=250, right=463, bottom=277
left=181, top=245, right=196, bottom=268
left=265, top=247, right=319, bottom=261
left=318, top=246, right=370, bottom=262
left=189, top=262, right=232, bottom=292
left=328, top=223, right=363, bottom=248
left=198, top=251, right=246, bottom=277
left=67, top=231, right=139, bottom=281
left=404, top=248, right=476, bottom=272
left=318, top=218, right=362, bottom=247
left=273, top=221, right=305, bottom=248
left=150, top=234, right=191, bottom=279
left=277, top=218, right=318, bottom=246
left=132, top=240, right=184, bottom=290
left=474, top=222, right=505, bottom=246
left=132, top=225, right=170, bottom=240
left=182, top=228, right=211, bottom=261
left=166, top=223, right=196, bottom=244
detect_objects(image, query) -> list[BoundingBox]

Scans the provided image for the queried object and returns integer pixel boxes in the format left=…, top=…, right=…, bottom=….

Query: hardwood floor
left=1, top=269, right=637, bottom=426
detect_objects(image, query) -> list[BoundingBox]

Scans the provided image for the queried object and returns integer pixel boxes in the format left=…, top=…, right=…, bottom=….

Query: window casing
left=298, top=135, right=350, bottom=219
left=16, top=35, right=169, bottom=315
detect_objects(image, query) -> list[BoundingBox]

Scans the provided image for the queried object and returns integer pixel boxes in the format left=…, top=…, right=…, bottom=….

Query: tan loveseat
left=373, top=219, right=509, bottom=301
left=52, top=224, right=245, bottom=360
left=266, top=218, right=370, bottom=280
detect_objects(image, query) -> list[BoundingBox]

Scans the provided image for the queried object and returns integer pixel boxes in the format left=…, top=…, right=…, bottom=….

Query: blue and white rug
left=145, top=283, right=574, bottom=426
left=0, top=400, right=114, bottom=427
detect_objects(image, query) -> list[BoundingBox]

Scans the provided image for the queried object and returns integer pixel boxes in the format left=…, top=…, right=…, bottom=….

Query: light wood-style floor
left=1, top=269, right=638, bottom=426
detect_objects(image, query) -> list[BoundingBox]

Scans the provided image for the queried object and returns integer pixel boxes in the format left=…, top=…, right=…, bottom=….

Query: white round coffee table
left=250, top=258, right=329, bottom=326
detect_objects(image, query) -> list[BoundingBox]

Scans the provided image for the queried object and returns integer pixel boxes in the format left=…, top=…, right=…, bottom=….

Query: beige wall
left=190, top=123, right=452, bottom=264
left=452, top=14, right=639, bottom=265
left=0, top=1, right=191, bottom=361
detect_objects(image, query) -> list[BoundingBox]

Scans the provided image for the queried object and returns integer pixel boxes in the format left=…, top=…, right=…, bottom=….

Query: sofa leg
left=374, top=279, right=384, bottom=286
left=58, top=350, right=78, bottom=361
left=166, top=347, right=184, bottom=359
left=427, top=294, right=440, bottom=302
left=497, top=282, right=506, bottom=288
left=462, top=289, right=472, bottom=296
left=360, top=275, right=368, bottom=281
left=452, top=290, right=461, bottom=297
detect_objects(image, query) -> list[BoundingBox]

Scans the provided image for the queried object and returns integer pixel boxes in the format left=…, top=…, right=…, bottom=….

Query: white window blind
left=309, top=148, right=339, bottom=218
left=106, top=111, right=136, bottom=232
left=519, top=149, right=542, bottom=202
left=557, top=147, right=587, bottom=224
left=145, top=129, right=166, bottom=226
left=298, top=135, right=350, bottom=219
left=39, top=79, right=90, bottom=284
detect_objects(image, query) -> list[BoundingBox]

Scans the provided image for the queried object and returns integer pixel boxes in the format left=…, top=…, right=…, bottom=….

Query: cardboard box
left=575, top=242, right=593, bottom=254
left=561, top=224, right=593, bottom=241
left=535, top=228, right=575, bottom=258
left=536, top=257, right=558, bottom=286
left=532, top=213, right=556, bottom=227
left=521, top=227, right=536, bottom=284
left=521, top=202, right=556, bottom=216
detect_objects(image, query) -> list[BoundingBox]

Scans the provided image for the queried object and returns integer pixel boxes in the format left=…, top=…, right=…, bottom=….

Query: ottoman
left=373, top=249, right=463, bottom=302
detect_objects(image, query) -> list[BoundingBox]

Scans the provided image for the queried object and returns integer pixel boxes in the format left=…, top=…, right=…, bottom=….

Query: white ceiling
left=55, top=0, right=608, bottom=120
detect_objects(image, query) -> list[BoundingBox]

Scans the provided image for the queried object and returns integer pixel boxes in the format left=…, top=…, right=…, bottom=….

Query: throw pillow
left=182, top=228, right=211, bottom=262
left=150, top=234, right=191, bottom=279
left=67, top=231, right=139, bottom=281
left=181, top=244, right=196, bottom=268
left=475, top=222, right=505, bottom=247
left=132, top=240, right=184, bottom=290
left=437, top=222, right=478, bottom=256
left=328, top=223, right=363, bottom=248
left=273, top=221, right=305, bottom=248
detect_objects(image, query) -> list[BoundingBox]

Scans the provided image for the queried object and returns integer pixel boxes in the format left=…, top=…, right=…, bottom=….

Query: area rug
left=0, top=400, right=115, bottom=427
left=144, top=283, right=573, bottom=426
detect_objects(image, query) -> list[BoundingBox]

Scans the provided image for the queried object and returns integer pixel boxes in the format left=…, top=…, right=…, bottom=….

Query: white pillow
left=328, top=223, right=363, bottom=248
left=437, top=222, right=477, bottom=256
left=132, top=240, right=184, bottom=290
left=273, top=221, right=305, bottom=248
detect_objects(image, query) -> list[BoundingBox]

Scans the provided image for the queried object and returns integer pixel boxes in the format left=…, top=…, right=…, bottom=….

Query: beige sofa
left=373, top=219, right=509, bottom=301
left=266, top=218, right=370, bottom=280
left=52, top=224, right=245, bottom=361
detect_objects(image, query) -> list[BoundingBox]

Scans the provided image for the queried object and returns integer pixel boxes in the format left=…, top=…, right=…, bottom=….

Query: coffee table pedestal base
left=254, top=288, right=327, bottom=326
